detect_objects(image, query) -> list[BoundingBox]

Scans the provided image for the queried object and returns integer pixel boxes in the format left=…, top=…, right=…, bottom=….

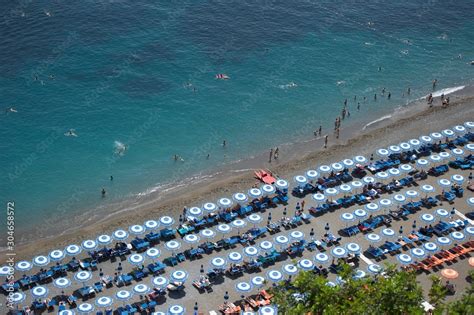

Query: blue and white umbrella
left=9, top=292, right=26, bottom=305
left=58, top=311, right=75, bottom=315
left=393, top=194, right=406, bottom=204
left=244, top=246, right=259, bottom=257
left=267, top=270, right=283, bottom=282
left=377, top=148, right=390, bottom=158
left=260, top=241, right=274, bottom=251
left=319, top=165, right=331, bottom=174
left=353, top=270, right=366, bottom=279
left=331, top=163, right=344, bottom=172
left=298, top=259, right=314, bottom=271
left=144, top=220, right=159, bottom=230
left=203, top=202, right=218, bottom=213
left=420, top=135, right=432, bottom=144
left=81, top=240, right=97, bottom=251
left=442, top=129, right=455, bottom=138
left=451, top=231, right=465, bottom=241
left=465, top=121, right=474, bottom=130
left=160, top=216, right=175, bottom=226
left=218, top=197, right=233, bottom=209
left=168, top=305, right=185, bottom=315
left=133, top=283, right=150, bottom=295
left=353, top=155, right=367, bottom=164
left=282, top=264, right=298, bottom=276
left=116, top=290, right=132, bottom=302
left=75, top=271, right=92, bottom=284
left=346, top=242, right=361, bottom=254
left=78, top=303, right=94, bottom=314
left=314, top=252, right=330, bottom=264
left=262, top=184, right=276, bottom=195
left=274, top=235, right=289, bottom=247
left=405, top=190, right=419, bottom=199
left=365, top=203, right=379, bottom=212
left=453, top=125, right=466, bottom=134
left=438, top=151, right=450, bottom=159
left=31, top=286, right=48, bottom=299
left=228, top=252, right=243, bottom=263
left=248, top=188, right=262, bottom=199
left=129, top=225, right=145, bottom=235
left=388, top=168, right=401, bottom=177
left=290, top=230, right=304, bottom=240
left=466, top=144, right=474, bottom=152
left=248, top=214, right=262, bottom=226
left=128, top=254, right=145, bottom=266
left=211, top=257, right=227, bottom=268
left=200, top=228, right=216, bottom=239
left=295, top=175, right=308, bottom=186
left=97, top=234, right=112, bottom=246
left=95, top=296, right=113, bottom=308
left=397, top=254, right=412, bottom=265
left=351, top=181, right=363, bottom=191
left=438, top=179, right=451, bottom=188
left=233, top=193, right=248, bottom=204
left=188, top=207, right=203, bottom=217
left=338, top=184, right=351, bottom=195
left=437, top=237, right=452, bottom=246
left=251, top=276, right=265, bottom=287
left=399, top=164, right=413, bottom=173
left=232, top=219, right=247, bottom=233
left=389, top=145, right=401, bottom=154
left=49, top=249, right=65, bottom=262
left=431, top=132, right=443, bottom=140
left=259, top=305, right=278, bottom=315
left=451, top=174, right=464, bottom=184
left=33, top=255, right=50, bottom=267
left=423, top=242, right=438, bottom=252
left=421, top=213, right=435, bottom=223
left=236, top=281, right=253, bottom=294
left=376, top=171, right=390, bottom=181
left=325, top=187, right=338, bottom=197
left=451, top=148, right=464, bottom=156
left=416, top=159, right=429, bottom=169
left=113, top=229, right=129, bottom=241
left=409, top=139, right=421, bottom=148
left=382, top=228, right=395, bottom=238
left=331, top=247, right=347, bottom=258
left=341, top=212, right=355, bottom=223
left=429, top=155, right=442, bottom=164
left=468, top=197, right=474, bottom=207
left=399, top=142, right=411, bottom=151
left=0, top=266, right=12, bottom=276
left=366, top=233, right=381, bottom=243
left=342, top=159, right=355, bottom=168
left=145, top=248, right=160, bottom=260
left=363, top=176, right=375, bottom=184
left=312, top=193, right=326, bottom=203
left=379, top=198, right=392, bottom=208
left=410, top=248, right=426, bottom=259
left=15, top=261, right=32, bottom=272
left=152, top=276, right=169, bottom=289
left=54, top=277, right=71, bottom=289
left=171, top=270, right=188, bottom=282
left=165, top=240, right=181, bottom=252
left=183, top=234, right=200, bottom=244
left=367, top=264, right=383, bottom=274
left=354, top=209, right=367, bottom=219
left=421, top=184, right=435, bottom=194
left=275, top=179, right=289, bottom=191
left=65, top=244, right=82, bottom=256
left=436, top=208, right=449, bottom=218
left=217, top=223, right=232, bottom=235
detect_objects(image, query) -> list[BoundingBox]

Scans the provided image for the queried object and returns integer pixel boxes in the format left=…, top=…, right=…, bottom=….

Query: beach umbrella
left=409, top=139, right=421, bottom=148
left=95, top=296, right=113, bottom=309
left=159, top=216, right=175, bottom=226
left=200, top=228, right=216, bottom=239
left=218, top=197, right=233, bottom=209
left=275, top=179, right=289, bottom=191
left=81, top=240, right=97, bottom=251
left=58, top=311, right=75, bottom=315
left=453, top=125, right=466, bottom=134
left=351, top=181, right=363, bottom=192
left=439, top=151, right=450, bottom=160
left=259, top=305, right=278, bottom=315
left=217, top=223, right=232, bottom=238
left=388, top=168, right=401, bottom=177
left=116, top=290, right=132, bottom=306
left=437, top=237, right=452, bottom=247
left=429, top=154, right=442, bottom=164
left=451, top=148, right=464, bottom=157
left=421, top=184, right=435, bottom=196
left=133, top=283, right=150, bottom=295
left=440, top=269, right=459, bottom=280
left=236, top=281, right=253, bottom=296
left=0, top=266, right=12, bottom=276
left=423, top=242, right=438, bottom=252
left=465, top=226, right=474, bottom=239
left=362, top=176, right=375, bottom=184
left=228, top=252, right=243, bottom=263
left=420, top=135, right=432, bottom=144
left=343, top=159, right=355, bottom=169
left=405, top=190, right=419, bottom=200
left=295, top=175, right=308, bottom=186
left=233, top=193, right=248, bottom=205
left=438, top=179, right=451, bottom=188
left=210, top=257, right=227, bottom=269
left=436, top=208, right=449, bottom=218
left=366, top=233, right=381, bottom=243
left=9, top=292, right=25, bottom=307
left=466, top=144, right=474, bottom=152
left=382, top=228, right=395, bottom=238
left=187, top=207, right=203, bottom=218
left=468, top=197, right=474, bottom=207
left=416, top=159, right=430, bottom=169
left=379, top=198, right=392, bottom=209
left=282, top=263, right=298, bottom=276
left=354, top=208, right=367, bottom=220
left=298, top=259, right=314, bottom=271
left=312, top=193, right=326, bottom=204
left=129, top=224, right=145, bottom=235
left=145, top=248, right=161, bottom=261
left=346, top=242, right=361, bottom=254
left=128, top=253, right=145, bottom=266
left=397, top=254, right=412, bottom=265
left=15, top=261, right=32, bottom=272
left=144, top=220, right=159, bottom=230
left=97, top=234, right=112, bottom=246
left=451, top=174, right=464, bottom=184
left=410, top=248, right=426, bottom=259
left=399, top=142, right=411, bottom=151
left=63, top=244, right=81, bottom=257
left=451, top=231, right=465, bottom=241
left=244, top=246, right=259, bottom=258
left=54, top=277, right=71, bottom=290
left=389, top=145, right=401, bottom=154
left=31, top=285, right=48, bottom=299
left=339, top=184, right=352, bottom=194
left=319, top=165, right=331, bottom=174
left=421, top=213, right=435, bottom=223
left=376, top=171, right=390, bottom=182
left=340, top=212, right=355, bottom=225
left=365, top=203, right=379, bottom=212
left=267, top=270, right=283, bottom=282
left=232, top=219, right=247, bottom=234
left=353, top=155, right=367, bottom=164
left=290, top=230, right=304, bottom=241
left=393, top=194, right=406, bottom=204
left=260, top=240, right=274, bottom=251
left=353, top=269, right=366, bottom=280
left=203, top=202, right=218, bottom=213
left=464, top=121, right=474, bottom=130
left=33, top=255, right=50, bottom=267
left=331, top=247, right=347, bottom=258
left=262, top=184, right=276, bottom=195
left=399, top=164, right=413, bottom=173
left=251, top=276, right=265, bottom=288
left=152, top=276, right=169, bottom=289
left=431, top=132, right=443, bottom=141
left=331, top=163, right=344, bottom=172
left=377, top=148, right=390, bottom=158
left=165, top=240, right=181, bottom=254
left=248, top=188, right=262, bottom=199
left=314, top=252, right=330, bottom=264
left=442, top=129, right=455, bottom=138
left=367, top=264, right=383, bottom=274
left=167, top=305, right=186, bottom=315
left=75, top=271, right=92, bottom=287
left=247, top=214, right=262, bottom=227
left=184, top=234, right=200, bottom=246
left=49, top=249, right=65, bottom=262
left=274, top=235, right=289, bottom=249
left=324, top=187, right=338, bottom=197
left=112, top=229, right=129, bottom=241
left=77, top=303, right=94, bottom=314
left=171, top=270, right=188, bottom=282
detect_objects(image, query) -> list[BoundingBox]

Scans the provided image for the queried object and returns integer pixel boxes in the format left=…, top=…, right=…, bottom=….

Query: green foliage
left=446, top=271, right=474, bottom=315
left=428, top=275, right=447, bottom=311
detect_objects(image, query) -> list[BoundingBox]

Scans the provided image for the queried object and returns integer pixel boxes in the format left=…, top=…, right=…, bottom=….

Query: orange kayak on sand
left=254, top=169, right=276, bottom=184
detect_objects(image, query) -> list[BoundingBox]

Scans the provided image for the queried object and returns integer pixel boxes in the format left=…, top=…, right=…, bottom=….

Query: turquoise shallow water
left=1, top=1, right=473, bottom=232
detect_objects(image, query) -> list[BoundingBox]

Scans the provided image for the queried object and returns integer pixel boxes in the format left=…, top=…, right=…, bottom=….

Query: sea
left=1, top=0, right=473, bottom=239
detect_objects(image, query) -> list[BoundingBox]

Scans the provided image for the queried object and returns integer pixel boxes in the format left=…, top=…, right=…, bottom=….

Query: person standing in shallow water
left=324, top=135, right=328, bottom=148
left=269, top=148, right=273, bottom=163
left=274, top=147, right=279, bottom=160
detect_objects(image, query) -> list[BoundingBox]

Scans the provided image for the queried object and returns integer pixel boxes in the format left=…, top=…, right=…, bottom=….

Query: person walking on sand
left=274, top=147, right=279, bottom=160
left=324, top=135, right=328, bottom=148
left=301, top=200, right=305, bottom=211
left=269, top=148, right=273, bottom=163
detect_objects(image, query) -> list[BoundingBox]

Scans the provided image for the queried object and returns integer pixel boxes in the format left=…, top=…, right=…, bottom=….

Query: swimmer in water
left=101, top=188, right=106, bottom=197
left=6, top=107, right=18, bottom=113
left=64, top=129, right=77, bottom=137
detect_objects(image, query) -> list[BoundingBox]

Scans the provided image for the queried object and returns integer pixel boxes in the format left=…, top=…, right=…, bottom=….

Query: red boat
left=254, top=169, right=276, bottom=184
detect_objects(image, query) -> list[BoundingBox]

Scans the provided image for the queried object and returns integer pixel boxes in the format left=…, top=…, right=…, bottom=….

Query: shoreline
left=5, top=84, right=474, bottom=260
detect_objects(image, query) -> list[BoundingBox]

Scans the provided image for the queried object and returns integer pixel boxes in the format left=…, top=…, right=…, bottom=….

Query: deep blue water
left=1, top=0, right=473, bottom=232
